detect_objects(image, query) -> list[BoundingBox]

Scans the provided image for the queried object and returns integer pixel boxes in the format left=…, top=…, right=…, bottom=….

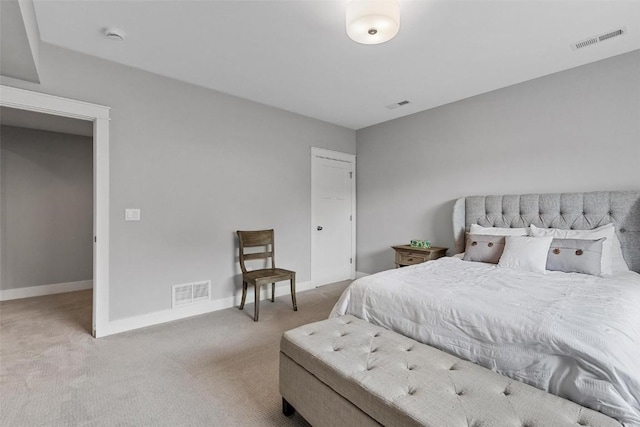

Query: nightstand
left=391, top=245, right=448, bottom=268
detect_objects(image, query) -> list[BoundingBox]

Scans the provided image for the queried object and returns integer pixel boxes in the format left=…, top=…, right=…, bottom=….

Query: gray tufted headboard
left=453, top=191, right=640, bottom=273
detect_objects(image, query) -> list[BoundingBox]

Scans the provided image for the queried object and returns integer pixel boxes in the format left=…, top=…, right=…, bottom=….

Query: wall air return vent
left=572, top=27, right=627, bottom=51
left=385, top=100, right=410, bottom=110
left=172, top=280, right=211, bottom=308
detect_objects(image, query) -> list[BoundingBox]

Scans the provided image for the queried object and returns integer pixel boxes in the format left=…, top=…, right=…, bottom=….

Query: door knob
left=317, top=226, right=323, bottom=231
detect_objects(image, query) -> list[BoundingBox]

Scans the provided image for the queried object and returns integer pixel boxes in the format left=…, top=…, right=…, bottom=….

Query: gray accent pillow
left=546, top=238, right=605, bottom=276
left=463, top=233, right=505, bottom=264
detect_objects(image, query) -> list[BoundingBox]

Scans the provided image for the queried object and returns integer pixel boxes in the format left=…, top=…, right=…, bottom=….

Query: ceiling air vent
left=385, top=100, right=410, bottom=110
left=571, top=27, right=627, bottom=51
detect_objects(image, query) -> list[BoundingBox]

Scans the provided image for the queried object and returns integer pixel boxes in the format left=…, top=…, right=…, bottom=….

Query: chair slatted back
left=237, top=229, right=276, bottom=273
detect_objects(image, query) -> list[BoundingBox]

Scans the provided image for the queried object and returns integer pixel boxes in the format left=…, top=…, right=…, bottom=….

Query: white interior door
left=311, top=148, right=355, bottom=286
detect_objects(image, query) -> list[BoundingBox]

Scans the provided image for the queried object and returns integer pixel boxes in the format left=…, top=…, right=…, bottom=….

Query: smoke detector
left=103, top=27, right=126, bottom=41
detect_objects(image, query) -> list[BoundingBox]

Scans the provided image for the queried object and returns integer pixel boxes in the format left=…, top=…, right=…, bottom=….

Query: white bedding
left=330, top=257, right=640, bottom=426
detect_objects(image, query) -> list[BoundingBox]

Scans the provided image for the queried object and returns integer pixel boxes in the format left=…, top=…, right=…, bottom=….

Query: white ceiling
left=33, top=0, right=640, bottom=130
left=0, top=0, right=41, bottom=83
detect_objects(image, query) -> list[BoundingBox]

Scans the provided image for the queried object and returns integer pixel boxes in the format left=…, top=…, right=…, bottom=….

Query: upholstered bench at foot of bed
left=279, top=315, right=622, bottom=427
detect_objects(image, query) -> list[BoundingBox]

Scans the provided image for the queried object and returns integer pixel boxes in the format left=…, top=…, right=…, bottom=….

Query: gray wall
left=1, top=43, right=355, bottom=320
left=356, top=50, right=640, bottom=274
left=0, top=126, right=93, bottom=289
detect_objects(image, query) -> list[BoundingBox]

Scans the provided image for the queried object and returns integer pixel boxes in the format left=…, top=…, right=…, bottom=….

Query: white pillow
left=529, top=223, right=628, bottom=275
left=610, top=234, right=630, bottom=273
left=498, top=236, right=554, bottom=274
left=470, top=224, right=529, bottom=236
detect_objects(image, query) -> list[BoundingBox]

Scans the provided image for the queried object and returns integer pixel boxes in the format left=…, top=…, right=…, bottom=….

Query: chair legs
left=290, top=276, right=297, bottom=311
left=239, top=281, right=248, bottom=310
left=239, top=277, right=296, bottom=321
left=239, top=281, right=261, bottom=321
left=254, top=283, right=260, bottom=322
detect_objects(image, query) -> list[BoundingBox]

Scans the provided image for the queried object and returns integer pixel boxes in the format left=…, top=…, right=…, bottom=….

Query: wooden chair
left=237, top=229, right=297, bottom=321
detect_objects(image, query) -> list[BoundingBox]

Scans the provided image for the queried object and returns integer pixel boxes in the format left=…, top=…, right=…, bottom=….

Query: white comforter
left=330, top=257, right=640, bottom=426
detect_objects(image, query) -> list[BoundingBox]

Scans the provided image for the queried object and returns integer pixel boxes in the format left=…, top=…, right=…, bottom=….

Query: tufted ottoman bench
left=279, top=315, right=621, bottom=427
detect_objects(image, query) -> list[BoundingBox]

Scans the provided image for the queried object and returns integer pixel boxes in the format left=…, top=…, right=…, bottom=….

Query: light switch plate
left=125, top=209, right=141, bottom=221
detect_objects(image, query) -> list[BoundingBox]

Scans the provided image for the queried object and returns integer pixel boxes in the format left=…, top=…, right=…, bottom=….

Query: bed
left=330, top=191, right=640, bottom=426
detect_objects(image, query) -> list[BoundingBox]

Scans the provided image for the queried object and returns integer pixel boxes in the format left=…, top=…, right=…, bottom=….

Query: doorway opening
left=0, top=85, right=110, bottom=337
left=0, top=107, right=93, bottom=332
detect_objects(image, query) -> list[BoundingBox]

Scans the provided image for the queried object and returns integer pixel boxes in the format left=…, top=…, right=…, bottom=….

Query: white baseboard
left=102, top=280, right=314, bottom=337
left=0, top=280, right=93, bottom=301
left=355, top=271, right=370, bottom=279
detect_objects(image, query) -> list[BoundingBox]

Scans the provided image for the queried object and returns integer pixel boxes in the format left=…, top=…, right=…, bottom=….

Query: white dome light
left=346, top=0, right=400, bottom=45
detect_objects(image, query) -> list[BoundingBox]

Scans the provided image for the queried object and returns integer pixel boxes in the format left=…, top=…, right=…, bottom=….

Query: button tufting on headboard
left=453, top=191, right=640, bottom=273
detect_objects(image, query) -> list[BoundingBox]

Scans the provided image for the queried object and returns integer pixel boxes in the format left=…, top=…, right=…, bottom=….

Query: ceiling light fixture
left=346, top=0, right=400, bottom=45
left=103, top=27, right=126, bottom=41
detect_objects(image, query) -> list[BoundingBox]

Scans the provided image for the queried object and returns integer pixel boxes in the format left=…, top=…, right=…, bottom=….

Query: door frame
left=0, top=85, right=110, bottom=337
left=310, top=147, right=356, bottom=286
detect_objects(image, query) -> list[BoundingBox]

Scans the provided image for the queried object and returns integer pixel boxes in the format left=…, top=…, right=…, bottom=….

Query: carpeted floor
left=0, top=281, right=351, bottom=426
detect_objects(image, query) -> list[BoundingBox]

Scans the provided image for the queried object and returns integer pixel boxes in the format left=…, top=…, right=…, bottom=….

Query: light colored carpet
left=0, top=281, right=351, bottom=426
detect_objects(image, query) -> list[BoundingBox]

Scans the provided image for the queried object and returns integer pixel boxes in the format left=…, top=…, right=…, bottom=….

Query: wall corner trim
left=0, top=85, right=110, bottom=120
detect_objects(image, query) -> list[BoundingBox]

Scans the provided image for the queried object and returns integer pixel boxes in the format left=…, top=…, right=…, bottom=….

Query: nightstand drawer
left=397, top=252, right=427, bottom=265
left=392, top=245, right=448, bottom=268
